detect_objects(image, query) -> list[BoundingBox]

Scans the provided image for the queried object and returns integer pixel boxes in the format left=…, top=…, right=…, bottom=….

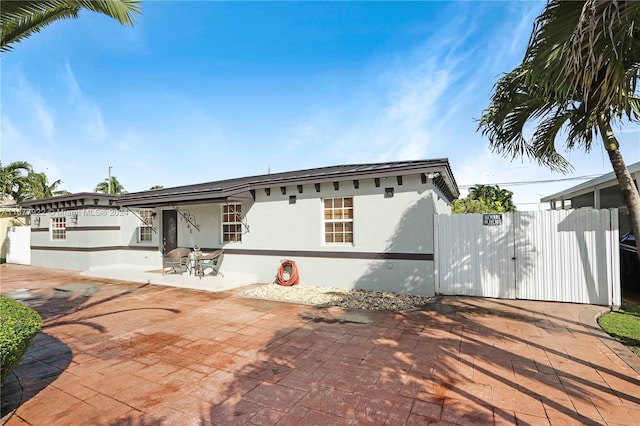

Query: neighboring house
left=540, top=161, right=640, bottom=234
left=19, top=159, right=459, bottom=295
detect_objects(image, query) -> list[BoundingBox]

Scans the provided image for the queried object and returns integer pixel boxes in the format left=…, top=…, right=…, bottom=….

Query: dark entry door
left=162, top=210, right=178, bottom=254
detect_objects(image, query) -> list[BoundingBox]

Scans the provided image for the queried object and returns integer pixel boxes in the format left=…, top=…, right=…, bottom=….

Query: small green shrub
left=0, top=296, right=43, bottom=383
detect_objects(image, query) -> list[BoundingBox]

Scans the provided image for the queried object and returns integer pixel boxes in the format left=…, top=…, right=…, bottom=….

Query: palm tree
left=25, top=172, right=70, bottom=199
left=94, top=176, right=126, bottom=194
left=0, top=161, right=33, bottom=202
left=1, top=0, right=142, bottom=52
left=479, top=0, right=640, bottom=262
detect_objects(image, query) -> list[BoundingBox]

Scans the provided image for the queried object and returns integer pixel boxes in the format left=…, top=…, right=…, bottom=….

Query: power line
left=458, top=174, right=602, bottom=189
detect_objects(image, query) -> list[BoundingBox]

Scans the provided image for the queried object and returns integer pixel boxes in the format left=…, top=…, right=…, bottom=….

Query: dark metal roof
left=117, top=159, right=459, bottom=207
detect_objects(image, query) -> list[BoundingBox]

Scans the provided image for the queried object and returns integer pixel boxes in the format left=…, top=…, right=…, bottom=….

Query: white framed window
left=139, top=209, right=153, bottom=242
left=222, top=203, right=242, bottom=242
left=51, top=217, right=66, bottom=240
left=324, top=197, right=353, bottom=244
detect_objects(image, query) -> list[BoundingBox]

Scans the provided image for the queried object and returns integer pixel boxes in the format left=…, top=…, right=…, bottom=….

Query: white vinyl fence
left=6, top=226, right=31, bottom=265
left=434, top=209, right=620, bottom=306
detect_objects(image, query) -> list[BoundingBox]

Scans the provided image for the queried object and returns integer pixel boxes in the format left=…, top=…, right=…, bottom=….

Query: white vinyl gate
left=434, top=209, right=620, bottom=306
left=6, top=226, right=31, bottom=265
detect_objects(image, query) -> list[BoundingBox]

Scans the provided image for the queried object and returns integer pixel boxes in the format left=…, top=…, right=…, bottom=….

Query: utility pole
left=108, top=166, right=112, bottom=194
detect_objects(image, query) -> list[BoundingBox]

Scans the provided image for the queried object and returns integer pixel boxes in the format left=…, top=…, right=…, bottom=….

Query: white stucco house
left=19, top=159, right=459, bottom=295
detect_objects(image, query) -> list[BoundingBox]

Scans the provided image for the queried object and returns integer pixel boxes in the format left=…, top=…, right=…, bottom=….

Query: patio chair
left=162, top=247, right=191, bottom=275
left=194, top=249, right=224, bottom=279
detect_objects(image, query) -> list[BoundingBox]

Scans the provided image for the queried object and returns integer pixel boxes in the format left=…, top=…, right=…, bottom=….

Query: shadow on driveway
left=1, top=265, right=639, bottom=425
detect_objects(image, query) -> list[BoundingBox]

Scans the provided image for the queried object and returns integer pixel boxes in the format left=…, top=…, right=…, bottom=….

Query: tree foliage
left=452, top=184, right=516, bottom=214
left=1, top=0, right=142, bottom=52
left=1, top=162, right=71, bottom=202
left=94, top=176, right=126, bottom=194
left=0, top=161, right=33, bottom=202
left=522, top=1, right=640, bottom=118
left=25, top=172, right=70, bottom=199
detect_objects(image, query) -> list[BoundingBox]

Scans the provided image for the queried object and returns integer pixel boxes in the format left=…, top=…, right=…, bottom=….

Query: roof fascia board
left=541, top=161, right=640, bottom=202
left=118, top=193, right=229, bottom=207
left=248, top=164, right=453, bottom=190
left=20, top=192, right=118, bottom=207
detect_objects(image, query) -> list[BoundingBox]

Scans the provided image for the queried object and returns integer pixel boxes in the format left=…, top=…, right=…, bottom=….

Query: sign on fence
left=483, top=214, right=503, bottom=226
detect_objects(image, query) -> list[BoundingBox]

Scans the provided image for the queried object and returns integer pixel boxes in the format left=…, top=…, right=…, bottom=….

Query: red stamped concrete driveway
left=1, top=265, right=639, bottom=425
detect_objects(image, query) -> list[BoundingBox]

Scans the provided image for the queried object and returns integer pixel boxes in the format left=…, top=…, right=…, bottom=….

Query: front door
left=162, top=210, right=178, bottom=254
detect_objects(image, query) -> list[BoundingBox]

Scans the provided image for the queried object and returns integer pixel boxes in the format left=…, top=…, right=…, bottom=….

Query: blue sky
left=3, top=1, right=639, bottom=209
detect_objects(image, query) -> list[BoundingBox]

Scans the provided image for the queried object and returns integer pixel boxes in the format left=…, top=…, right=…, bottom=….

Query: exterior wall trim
left=31, top=245, right=158, bottom=252
left=31, top=226, right=121, bottom=232
left=29, top=246, right=432, bottom=260
left=222, top=248, right=433, bottom=261
left=67, top=226, right=121, bottom=232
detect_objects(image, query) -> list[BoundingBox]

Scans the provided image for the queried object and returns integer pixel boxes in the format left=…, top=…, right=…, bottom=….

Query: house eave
left=117, top=159, right=460, bottom=206
left=19, top=192, right=118, bottom=207
left=540, top=161, right=640, bottom=203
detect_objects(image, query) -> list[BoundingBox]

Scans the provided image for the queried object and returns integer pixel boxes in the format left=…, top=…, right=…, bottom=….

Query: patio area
left=2, top=264, right=640, bottom=425
left=82, top=265, right=258, bottom=293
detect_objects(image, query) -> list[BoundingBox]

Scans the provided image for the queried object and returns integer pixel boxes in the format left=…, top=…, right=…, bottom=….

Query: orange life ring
left=277, top=260, right=299, bottom=286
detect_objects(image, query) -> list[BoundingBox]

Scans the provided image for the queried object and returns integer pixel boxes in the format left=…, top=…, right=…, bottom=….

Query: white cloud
left=14, top=75, right=56, bottom=143
left=280, top=46, right=459, bottom=168
left=379, top=66, right=450, bottom=160
left=35, top=103, right=55, bottom=142
left=280, top=3, right=539, bottom=169
left=1, top=116, right=23, bottom=147
left=508, top=5, right=540, bottom=56
left=63, top=62, right=107, bottom=143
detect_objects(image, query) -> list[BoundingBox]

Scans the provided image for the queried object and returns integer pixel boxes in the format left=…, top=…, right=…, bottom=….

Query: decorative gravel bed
left=240, top=283, right=433, bottom=311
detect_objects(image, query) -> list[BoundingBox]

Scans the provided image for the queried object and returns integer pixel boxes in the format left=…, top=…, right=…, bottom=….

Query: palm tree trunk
left=598, top=117, right=640, bottom=264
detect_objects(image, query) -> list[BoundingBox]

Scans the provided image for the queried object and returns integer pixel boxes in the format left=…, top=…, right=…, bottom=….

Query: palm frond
left=1, top=6, right=79, bottom=52
left=628, top=96, right=640, bottom=117
left=75, top=0, right=141, bottom=25
left=1, top=0, right=141, bottom=51
left=1, top=1, right=141, bottom=24
left=523, top=0, right=640, bottom=118
left=479, top=66, right=574, bottom=172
